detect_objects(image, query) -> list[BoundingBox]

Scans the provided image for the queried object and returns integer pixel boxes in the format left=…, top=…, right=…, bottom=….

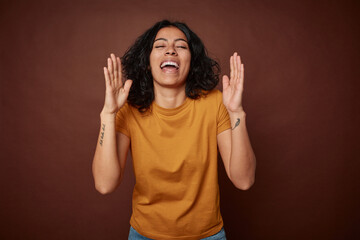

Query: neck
left=153, top=84, right=186, bottom=109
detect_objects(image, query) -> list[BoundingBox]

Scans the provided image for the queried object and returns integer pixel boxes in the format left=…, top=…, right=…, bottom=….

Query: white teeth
left=160, top=61, right=179, bottom=69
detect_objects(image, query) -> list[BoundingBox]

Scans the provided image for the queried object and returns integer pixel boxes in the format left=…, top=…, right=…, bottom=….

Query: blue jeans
left=128, top=226, right=227, bottom=240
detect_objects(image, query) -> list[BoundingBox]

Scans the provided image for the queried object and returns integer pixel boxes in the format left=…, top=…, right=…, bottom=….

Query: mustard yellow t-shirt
left=115, top=89, right=231, bottom=240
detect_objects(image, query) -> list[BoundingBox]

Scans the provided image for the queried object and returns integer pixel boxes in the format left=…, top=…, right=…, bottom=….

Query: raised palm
left=222, top=52, right=244, bottom=113
left=102, top=53, right=132, bottom=114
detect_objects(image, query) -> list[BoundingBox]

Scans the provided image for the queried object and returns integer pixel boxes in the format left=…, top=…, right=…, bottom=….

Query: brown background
left=1, top=0, right=359, bottom=239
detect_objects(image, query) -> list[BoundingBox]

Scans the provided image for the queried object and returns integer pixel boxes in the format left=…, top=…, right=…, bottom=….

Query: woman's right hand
left=101, top=53, right=133, bottom=115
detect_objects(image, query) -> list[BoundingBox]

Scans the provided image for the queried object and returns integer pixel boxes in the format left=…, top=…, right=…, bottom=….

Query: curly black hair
left=121, top=20, right=220, bottom=113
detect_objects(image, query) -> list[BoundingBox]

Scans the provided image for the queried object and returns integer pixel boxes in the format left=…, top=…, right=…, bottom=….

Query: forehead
left=155, top=26, right=187, bottom=41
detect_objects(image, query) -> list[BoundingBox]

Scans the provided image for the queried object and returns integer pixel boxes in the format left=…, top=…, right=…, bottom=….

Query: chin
left=153, top=75, right=186, bottom=88
left=155, top=80, right=186, bottom=89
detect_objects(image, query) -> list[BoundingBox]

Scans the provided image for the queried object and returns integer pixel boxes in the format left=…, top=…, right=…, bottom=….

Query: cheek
left=149, top=54, right=154, bottom=68
left=184, top=55, right=191, bottom=72
left=149, top=53, right=160, bottom=69
left=149, top=51, right=158, bottom=68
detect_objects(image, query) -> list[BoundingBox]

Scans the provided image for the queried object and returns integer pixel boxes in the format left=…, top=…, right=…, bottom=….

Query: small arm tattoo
left=99, top=124, right=105, bottom=146
left=232, top=118, right=240, bottom=130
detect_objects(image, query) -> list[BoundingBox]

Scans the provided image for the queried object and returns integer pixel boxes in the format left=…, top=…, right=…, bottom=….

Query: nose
left=165, top=46, right=177, bottom=56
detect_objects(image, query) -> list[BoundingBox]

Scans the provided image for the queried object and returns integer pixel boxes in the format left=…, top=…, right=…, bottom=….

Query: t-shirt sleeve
left=216, top=90, right=231, bottom=134
left=115, top=103, right=130, bottom=137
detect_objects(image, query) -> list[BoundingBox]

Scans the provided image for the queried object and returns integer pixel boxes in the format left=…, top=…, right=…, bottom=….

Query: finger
left=111, top=53, right=117, bottom=79
left=107, top=58, right=114, bottom=81
left=117, top=57, right=123, bottom=87
left=240, top=64, right=245, bottom=88
left=103, top=67, right=111, bottom=88
left=237, top=55, right=241, bottom=84
left=230, top=55, right=234, bottom=85
left=111, top=54, right=118, bottom=85
left=233, top=52, right=238, bottom=84
left=222, top=75, right=230, bottom=90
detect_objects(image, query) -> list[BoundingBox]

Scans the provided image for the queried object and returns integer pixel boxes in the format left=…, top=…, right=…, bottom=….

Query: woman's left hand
left=222, top=52, right=245, bottom=113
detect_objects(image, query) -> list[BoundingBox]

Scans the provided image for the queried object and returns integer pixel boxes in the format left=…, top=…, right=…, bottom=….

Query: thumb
left=222, top=75, right=230, bottom=90
left=123, top=79, right=133, bottom=93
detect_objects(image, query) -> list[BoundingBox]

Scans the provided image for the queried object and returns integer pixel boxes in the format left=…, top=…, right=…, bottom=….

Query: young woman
left=92, top=20, right=256, bottom=240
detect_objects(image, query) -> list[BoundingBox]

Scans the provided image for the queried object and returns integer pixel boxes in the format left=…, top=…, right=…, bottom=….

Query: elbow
left=95, top=184, right=116, bottom=195
left=94, top=176, right=122, bottom=195
left=232, top=156, right=256, bottom=190
left=95, top=185, right=114, bottom=195
left=232, top=177, right=255, bottom=191
left=92, top=167, right=122, bottom=195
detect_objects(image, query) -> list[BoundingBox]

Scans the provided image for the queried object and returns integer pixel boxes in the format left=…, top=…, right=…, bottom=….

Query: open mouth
left=160, top=61, right=179, bottom=70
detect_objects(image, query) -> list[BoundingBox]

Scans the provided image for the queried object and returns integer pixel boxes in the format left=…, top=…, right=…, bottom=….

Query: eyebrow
left=154, top=38, right=188, bottom=43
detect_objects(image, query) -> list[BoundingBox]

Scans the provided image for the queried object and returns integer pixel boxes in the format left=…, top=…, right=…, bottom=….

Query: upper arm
left=116, top=132, right=130, bottom=182
left=217, top=129, right=232, bottom=181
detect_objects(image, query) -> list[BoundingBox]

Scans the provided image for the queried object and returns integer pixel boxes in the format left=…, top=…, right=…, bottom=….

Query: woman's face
left=149, top=26, right=191, bottom=90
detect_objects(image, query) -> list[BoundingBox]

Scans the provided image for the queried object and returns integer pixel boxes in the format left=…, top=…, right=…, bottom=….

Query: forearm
left=92, top=112, right=121, bottom=194
left=228, top=110, right=256, bottom=189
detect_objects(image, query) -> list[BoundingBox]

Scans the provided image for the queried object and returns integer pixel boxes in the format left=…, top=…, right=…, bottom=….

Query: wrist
left=100, top=110, right=116, bottom=121
left=228, top=109, right=246, bottom=118
left=228, top=110, right=246, bottom=125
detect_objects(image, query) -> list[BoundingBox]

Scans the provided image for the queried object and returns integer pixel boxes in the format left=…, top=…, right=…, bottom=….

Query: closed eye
left=176, top=46, right=187, bottom=49
left=155, top=46, right=165, bottom=48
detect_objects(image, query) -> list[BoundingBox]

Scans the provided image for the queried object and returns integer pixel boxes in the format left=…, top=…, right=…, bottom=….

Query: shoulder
left=117, top=102, right=130, bottom=115
left=200, top=89, right=223, bottom=104
left=116, top=102, right=138, bottom=119
left=117, top=102, right=153, bottom=121
left=192, top=89, right=224, bottom=115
